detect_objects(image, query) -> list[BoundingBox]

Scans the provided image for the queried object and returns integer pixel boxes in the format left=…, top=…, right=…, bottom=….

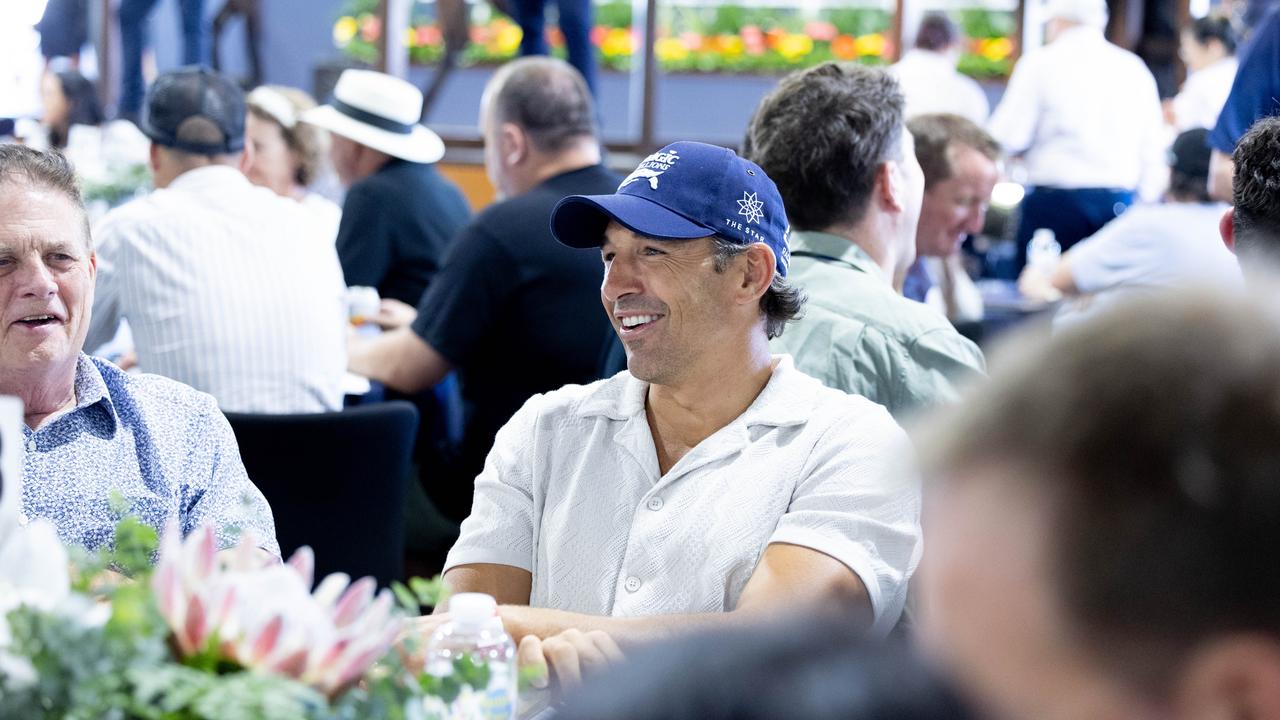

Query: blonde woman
left=244, top=85, right=342, bottom=236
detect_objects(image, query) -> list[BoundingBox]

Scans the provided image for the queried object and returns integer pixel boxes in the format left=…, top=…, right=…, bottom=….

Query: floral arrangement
left=333, top=0, right=1013, bottom=77
left=0, top=499, right=474, bottom=720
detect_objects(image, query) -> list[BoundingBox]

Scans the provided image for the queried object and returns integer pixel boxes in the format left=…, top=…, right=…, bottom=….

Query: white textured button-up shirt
left=87, top=166, right=348, bottom=414
left=445, top=356, right=922, bottom=636
left=891, top=49, right=991, bottom=125
left=988, top=26, right=1168, bottom=200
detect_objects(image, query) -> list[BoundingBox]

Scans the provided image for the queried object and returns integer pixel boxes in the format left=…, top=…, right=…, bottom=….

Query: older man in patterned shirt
left=0, top=143, right=278, bottom=556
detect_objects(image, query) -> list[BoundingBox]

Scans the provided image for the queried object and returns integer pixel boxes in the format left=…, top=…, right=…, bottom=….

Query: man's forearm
left=496, top=605, right=771, bottom=651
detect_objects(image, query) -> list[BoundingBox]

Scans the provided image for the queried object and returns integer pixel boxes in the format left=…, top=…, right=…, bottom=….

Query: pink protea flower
left=151, top=524, right=403, bottom=696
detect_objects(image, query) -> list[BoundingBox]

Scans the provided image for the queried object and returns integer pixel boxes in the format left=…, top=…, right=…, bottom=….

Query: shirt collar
left=790, top=230, right=887, bottom=281
left=71, top=354, right=118, bottom=429
left=166, top=164, right=253, bottom=194
left=576, top=355, right=812, bottom=429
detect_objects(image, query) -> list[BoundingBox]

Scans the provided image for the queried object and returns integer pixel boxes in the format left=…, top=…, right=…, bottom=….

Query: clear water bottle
left=1026, top=228, right=1061, bottom=274
left=425, top=593, right=518, bottom=720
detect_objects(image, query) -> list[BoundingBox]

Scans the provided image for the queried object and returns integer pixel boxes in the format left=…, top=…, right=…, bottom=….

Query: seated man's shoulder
left=93, top=357, right=219, bottom=419
left=506, top=372, right=633, bottom=429
left=787, top=362, right=900, bottom=429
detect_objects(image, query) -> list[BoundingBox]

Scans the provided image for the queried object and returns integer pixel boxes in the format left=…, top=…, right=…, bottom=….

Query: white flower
left=0, top=512, right=72, bottom=691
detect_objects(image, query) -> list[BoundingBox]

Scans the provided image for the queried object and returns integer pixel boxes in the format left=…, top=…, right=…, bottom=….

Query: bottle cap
left=449, top=593, right=498, bottom=628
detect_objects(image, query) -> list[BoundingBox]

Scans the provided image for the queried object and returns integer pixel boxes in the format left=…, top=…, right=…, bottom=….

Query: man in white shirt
left=891, top=13, right=990, bottom=125
left=420, top=141, right=921, bottom=684
left=86, top=67, right=348, bottom=414
left=1169, top=15, right=1237, bottom=132
left=988, top=0, right=1167, bottom=272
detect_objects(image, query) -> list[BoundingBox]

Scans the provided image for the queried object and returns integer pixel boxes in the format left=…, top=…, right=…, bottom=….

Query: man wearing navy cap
left=420, top=141, right=922, bottom=686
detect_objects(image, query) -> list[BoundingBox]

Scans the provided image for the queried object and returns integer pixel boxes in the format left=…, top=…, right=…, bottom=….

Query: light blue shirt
left=20, top=354, right=279, bottom=556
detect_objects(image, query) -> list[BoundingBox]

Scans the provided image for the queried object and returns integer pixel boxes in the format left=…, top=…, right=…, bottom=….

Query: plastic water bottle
left=425, top=593, right=518, bottom=720
left=1026, top=228, right=1061, bottom=274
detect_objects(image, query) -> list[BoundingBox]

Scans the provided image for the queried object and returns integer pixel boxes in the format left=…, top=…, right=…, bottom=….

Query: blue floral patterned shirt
left=19, top=354, right=280, bottom=556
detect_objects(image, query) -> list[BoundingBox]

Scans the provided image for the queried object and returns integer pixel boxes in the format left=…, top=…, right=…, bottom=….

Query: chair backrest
left=224, top=401, right=419, bottom=588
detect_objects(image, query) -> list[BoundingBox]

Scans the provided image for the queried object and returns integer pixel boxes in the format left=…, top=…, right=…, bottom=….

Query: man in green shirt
left=743, top=62, right=985, bottom=418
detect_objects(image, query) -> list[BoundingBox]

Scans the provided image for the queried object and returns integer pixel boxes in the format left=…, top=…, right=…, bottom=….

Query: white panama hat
left=300, top=69, right=445, bottom=164
left=1043, top=0, right=1108, bottom=28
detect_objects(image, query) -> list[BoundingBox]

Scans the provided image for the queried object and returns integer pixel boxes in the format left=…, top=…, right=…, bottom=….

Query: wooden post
left=98, top=0, right=116, bottom=112
left=377, top=0, right=412, bottom=78
left=891, top=0, right=905, bottom=63
left=627, top=0, right=658, bottom=151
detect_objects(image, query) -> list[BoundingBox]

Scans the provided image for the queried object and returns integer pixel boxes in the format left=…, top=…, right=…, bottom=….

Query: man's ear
left=1174, top=635, right=1280, bottom=720
left=877, top=160, right=907, bottom=213
left=500, top=122, right=528, bottom=167
left=1220, top=206, right=1236, bottom=252
left=736, top=244, right=775, bottom=305
left=237, top=143, right=254, bottom=175
left=147, top=142, right=161, bottom=174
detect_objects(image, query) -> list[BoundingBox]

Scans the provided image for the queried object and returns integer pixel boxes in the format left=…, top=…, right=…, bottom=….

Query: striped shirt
left=86, top=165, right=347, bottom=414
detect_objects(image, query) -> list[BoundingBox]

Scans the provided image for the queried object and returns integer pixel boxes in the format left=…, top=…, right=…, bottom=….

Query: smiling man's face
left=599, top=221, right=737, bottom=387
left=0, top=181, right=96, bottom=379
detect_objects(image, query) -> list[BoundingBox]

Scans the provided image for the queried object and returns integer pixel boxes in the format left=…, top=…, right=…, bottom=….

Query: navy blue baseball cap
left=551, top=141, right=792, bottom=276
left=140, top=66, right=245, bottom=155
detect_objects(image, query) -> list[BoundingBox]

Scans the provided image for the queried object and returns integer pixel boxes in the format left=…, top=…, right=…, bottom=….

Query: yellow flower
left=775, top=33, right=813, bottom=61
left=979, top=37, right=1013, bottom=61
left=493, top=22, right=523, bottom=55
left=333, top=16, right=358, bottom=47
left=854, top=33, right=886, bottom=57
left=655, top=37, right=689, bottom=62
left=718, top=34, right=744, bottom=57
left=601, top=28, right=634, bottom=58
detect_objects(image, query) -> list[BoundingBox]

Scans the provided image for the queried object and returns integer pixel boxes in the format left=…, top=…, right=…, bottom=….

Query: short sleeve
left=334, top=182, right=394, bottom=289
left=411, top=223, right=519, bottom=366
left=1208, top=7, right=1280, bottom=152
left=181, top=394, right=280, bottom=557
left=1068, top=215, right=1150, bottom=293
left=442, top=393, right=543, bottom=573
left=987, top=52, right=1042, bottom=155
left=768, top=403, right=922, bottom=636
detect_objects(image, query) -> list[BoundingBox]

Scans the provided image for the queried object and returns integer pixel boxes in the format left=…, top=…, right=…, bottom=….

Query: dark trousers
left=1014, top=186, right=1136, bottom=273
left=509, top=0, right=598, bottom=95
left=119, top=0, right=206, bottom=115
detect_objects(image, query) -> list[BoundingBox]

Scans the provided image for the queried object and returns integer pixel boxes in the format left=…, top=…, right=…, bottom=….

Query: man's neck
left=815, top=220, right=904, bottom=290
left=644, top=335, right=775, bottom=475
left=522, top=141, right=602, bottom=194
left=1, top=361, right=79, bottom=430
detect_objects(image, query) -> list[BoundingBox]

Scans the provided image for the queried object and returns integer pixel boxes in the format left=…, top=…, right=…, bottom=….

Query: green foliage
left=822, top=7, right=892, bottom=36
left=391, top=575, right=449, bottom=614
left=595, top=1, right=632, bottom=29
left=79, top=164, right=151, bottom=208
left=418, top=653, right=492, bottom=704
left=129, top=665, right=326, bottom=720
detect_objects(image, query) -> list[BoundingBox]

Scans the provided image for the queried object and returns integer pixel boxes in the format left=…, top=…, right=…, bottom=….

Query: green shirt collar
left=789, top=230, right=887, bottom=283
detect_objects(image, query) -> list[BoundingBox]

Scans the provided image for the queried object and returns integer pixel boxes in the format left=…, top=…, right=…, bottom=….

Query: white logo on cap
left=620, top=149, right=681, bottom=191
left=737, top=191, right=765, bottom=225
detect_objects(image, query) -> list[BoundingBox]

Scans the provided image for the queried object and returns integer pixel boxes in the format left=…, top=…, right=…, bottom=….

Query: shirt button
left=17, top=514, right=29, bottom=526
left=624, top=576, right=641, bottom=593
left=646, top=496, right=664, bottom=511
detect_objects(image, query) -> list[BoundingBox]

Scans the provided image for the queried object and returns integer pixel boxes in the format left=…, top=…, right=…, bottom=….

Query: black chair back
left=224, top=401, right=419, bottom=588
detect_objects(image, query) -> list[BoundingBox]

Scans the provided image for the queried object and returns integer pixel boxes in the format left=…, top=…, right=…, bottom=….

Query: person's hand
left=1017, top=264, right=1062, bottom=304
left=375, top=298, right=418, bottom=330
left=517, top=628, right=624, bottom=694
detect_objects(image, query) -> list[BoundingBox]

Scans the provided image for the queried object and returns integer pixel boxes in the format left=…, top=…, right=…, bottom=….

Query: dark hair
left=907, top=113, right=1001, bottom=189
left=558, top=616, right=974, bottom=720
left=1189, top=15, right=1236, bottom=55
left=744, top=63, right=905, bottom=232
left=0, top=144, right=90, bottom=247
left=1231, top=116, right=1280, bottom=264
left=920, top=289, right=1280, bottom=693
left=915, top=13, right=960, bottom=51
left=489, top=57, right=596, bottom=153
left=710, top=237, right=805, bottom=339
left=49, top=71, right=104, bottom=149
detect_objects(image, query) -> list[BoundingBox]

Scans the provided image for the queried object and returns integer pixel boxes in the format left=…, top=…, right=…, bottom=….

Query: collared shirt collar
left=575, top=354, right=813, bottom=429
left=69, top=353, right=117, bottom=430
left=166, top=164, right=253, bottom=194
left=790, top=230, right=888, bottom=282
